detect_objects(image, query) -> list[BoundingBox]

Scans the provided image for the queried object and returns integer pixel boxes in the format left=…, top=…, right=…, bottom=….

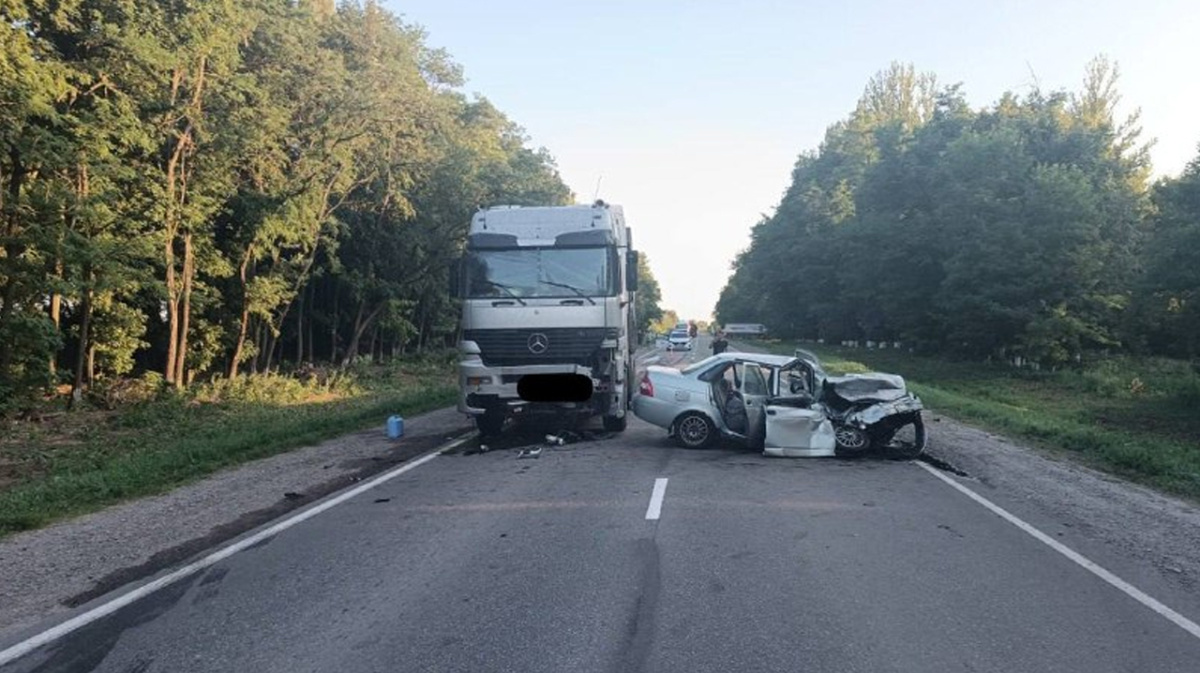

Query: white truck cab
left=452, top=202, right=639, bottom=435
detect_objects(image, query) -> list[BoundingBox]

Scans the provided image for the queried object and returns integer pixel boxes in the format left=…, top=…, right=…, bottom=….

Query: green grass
left=759, top=341, right=1200, bottom=500
left=0, top=357, right=456, bottom=537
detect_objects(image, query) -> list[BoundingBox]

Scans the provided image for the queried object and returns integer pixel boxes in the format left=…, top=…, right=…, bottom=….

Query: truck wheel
left=475, top=410, right=505, bottom=437
left=603, top=414, right=627, bottom=432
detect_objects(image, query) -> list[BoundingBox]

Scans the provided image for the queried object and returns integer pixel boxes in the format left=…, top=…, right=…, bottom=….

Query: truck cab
left=452, top=202, right=639, bottom=435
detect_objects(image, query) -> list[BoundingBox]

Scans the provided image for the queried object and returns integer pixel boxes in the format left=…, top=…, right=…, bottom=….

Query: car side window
left=723, top=365, right=739, bottom=391
left=743, top=364, right=768, bottom=396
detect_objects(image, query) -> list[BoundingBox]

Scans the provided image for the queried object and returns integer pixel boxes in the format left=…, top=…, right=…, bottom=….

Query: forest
left=0, top=1, right=674, bottom=415
left=716, top=59, right=1200, bottom=369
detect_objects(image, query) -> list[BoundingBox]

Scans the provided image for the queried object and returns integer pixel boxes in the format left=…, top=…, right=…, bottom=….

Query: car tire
left=603, top=414, right=627, bottom=432
left=833, top=424, right=871, bottom=457
left=674, top=412, right=715, bottom=449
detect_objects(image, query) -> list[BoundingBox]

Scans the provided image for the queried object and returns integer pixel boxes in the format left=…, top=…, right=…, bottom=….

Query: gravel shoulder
left=0, top=406, right=472, bottom=641
left=923, top=414, right=1200, bottom=597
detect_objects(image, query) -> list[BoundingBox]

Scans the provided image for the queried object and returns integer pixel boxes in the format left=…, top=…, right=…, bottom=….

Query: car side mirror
left=626, top=250, right=639, bottom=292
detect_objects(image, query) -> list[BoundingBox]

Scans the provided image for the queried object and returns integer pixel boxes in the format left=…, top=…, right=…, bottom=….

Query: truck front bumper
left=457, top=361, right=599, bottom=415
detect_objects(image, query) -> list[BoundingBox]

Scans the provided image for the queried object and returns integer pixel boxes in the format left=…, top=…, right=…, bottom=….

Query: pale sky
left=383, top=0, right=1200, bottom=321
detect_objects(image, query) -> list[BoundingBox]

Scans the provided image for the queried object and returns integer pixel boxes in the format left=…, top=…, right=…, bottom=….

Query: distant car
left=632, top=350, right=925, bottom=457
left=666, top=329, right=693, bottom=351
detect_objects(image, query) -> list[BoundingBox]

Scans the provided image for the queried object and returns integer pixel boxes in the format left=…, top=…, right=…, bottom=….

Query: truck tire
left=603, top=414, right=627, bottom=432
left=475, top=410, right=505, bottom=437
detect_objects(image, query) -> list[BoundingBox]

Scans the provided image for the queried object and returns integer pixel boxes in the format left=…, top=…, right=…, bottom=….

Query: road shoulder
left=924, top=416, right=1200, bottom=591
left=0, top=406, right=472, bottom=641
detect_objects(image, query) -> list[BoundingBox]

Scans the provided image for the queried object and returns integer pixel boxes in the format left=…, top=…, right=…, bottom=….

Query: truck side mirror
left=626, top=250, right=639, bottom=292
left=448, top=257, right=462, bottom=297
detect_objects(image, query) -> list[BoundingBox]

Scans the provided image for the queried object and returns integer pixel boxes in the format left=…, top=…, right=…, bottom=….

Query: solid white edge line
left=916, top=461, right=1200, bottom=641
left=645, top=477, right=669, bottom=521
left=0, top=433, right=474, bottom=666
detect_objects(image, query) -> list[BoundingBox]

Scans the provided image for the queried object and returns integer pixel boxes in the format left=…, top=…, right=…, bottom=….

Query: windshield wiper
left=538, top=279, right=596, bottom=305
left=481, top=280, right=526, bottom=306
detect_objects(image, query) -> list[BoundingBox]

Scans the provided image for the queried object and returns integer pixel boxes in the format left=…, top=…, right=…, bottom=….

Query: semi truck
left=451, top=201, right=639, bottom=436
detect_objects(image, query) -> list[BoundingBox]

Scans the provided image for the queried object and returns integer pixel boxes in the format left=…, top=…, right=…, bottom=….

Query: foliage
left=0, top=358, right=455, bottom=535
left=634, top=252, right=664, bottom=336
left=716, top=58, right=1186, bottom=368
left=652, top=310, right=681, bottom=335
left=0, top=0, right=587, bottom=410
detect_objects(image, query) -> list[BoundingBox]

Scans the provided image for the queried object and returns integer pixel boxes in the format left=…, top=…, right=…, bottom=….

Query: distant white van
left=723, top=323, right=768, bottom=336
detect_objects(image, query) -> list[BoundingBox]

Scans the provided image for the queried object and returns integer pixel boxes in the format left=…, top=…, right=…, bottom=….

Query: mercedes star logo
left=527, top=332, right=550, bottom=354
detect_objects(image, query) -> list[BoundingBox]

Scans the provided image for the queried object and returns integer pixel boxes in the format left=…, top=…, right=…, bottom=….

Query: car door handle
left=766, top=409, right=776, bottom=416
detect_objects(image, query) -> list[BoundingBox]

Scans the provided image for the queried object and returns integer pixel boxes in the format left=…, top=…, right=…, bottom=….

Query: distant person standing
left=711, top=331, right=729, bottom=355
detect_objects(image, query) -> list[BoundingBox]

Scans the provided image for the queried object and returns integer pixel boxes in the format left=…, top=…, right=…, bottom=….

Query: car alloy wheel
left=834, top=425, right=870, bottom=453
left=676, top=413, right=712, bottom=448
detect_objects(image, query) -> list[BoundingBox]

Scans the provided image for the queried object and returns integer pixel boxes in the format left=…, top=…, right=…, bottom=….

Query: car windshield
left=670, top=330, right=688, bottom=338
left=465, top=247, right=613, bottom=299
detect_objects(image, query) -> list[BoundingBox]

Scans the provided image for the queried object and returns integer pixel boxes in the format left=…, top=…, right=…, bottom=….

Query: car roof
left=714, top=351, right=794, bottom=366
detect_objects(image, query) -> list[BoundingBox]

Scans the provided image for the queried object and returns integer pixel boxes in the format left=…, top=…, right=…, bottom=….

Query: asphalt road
left=4, top=336, right=1200, bottom=672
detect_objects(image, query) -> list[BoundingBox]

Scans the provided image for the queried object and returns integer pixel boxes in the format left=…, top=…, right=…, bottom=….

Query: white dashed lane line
left=645, top=478, right=669, bottom=521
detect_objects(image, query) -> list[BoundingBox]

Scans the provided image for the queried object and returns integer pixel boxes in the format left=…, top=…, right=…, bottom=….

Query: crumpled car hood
left=824, top=373, right=909, bottom=402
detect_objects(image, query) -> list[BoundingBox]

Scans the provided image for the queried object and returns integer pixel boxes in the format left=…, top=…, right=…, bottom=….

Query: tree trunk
left=296, top=287, right=304, bottom=365
left=87, top=344, right=95, bottom=386
left=228, top=243, right=254, bottom=377
left=263, top=326, right=278, bottom=373
left=368, top=324, right=378, bottom=363
left=162, top=136, right=185, bottom=385
left=0, top=150, right=26, bottom=377
left=164, top=236, right=179, bottom=385
left=251, top=319, right=264, bottom=374
left=329, top=287, right=339, bottom=363
left=306, top=287, right=315, bottom=364
left=263, top=329, right=276, bottom=374
left=173, top=231, right=194, bottom=387
left=68, top=266, right=93, bottom=410
left=48, top=248, right=64, bottom=377
left=340, top=300, right=385, bottom=368
left=162, top=57, right=205, bottom=385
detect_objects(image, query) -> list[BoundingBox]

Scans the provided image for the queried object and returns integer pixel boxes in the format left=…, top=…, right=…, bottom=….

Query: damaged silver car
left=632, top=349, right=926, bottom=458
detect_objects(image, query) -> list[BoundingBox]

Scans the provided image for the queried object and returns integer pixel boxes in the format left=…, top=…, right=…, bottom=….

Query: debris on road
left=516, top=446, right=543, bottom=459
left=456, top=425, right=618, bottom=458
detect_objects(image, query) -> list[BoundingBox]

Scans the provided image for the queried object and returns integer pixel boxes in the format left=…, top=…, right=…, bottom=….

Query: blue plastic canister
left=387, top=415, right=405, bottom=439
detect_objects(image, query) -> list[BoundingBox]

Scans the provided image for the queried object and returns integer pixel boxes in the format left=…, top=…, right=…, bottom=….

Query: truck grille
left=464, top=328, right=608, bottom=367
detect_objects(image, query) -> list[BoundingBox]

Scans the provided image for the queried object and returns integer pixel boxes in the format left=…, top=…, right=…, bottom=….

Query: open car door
left=740, top=363, right=771, bottom=449
left=762, top=361, right=836, bottom=457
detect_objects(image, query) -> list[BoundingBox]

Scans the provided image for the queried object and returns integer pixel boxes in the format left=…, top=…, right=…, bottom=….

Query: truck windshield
left=466, top=247, right=614, bottom=299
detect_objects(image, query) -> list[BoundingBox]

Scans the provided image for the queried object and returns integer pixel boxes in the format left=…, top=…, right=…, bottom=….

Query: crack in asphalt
left=614, top=538, right=662, bottom=673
